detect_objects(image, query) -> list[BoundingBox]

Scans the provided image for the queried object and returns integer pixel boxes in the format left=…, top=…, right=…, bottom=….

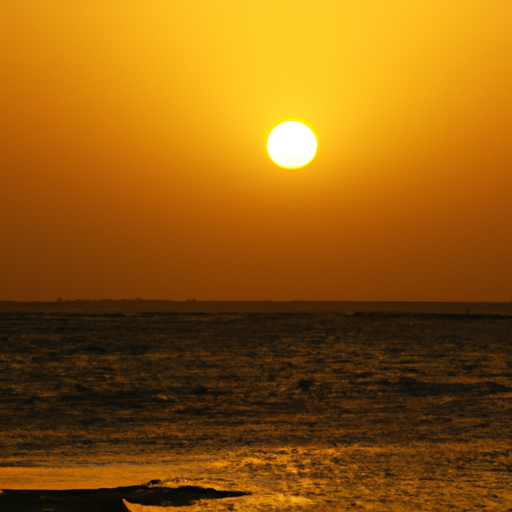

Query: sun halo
left=267, top=121, right=318, bottom=169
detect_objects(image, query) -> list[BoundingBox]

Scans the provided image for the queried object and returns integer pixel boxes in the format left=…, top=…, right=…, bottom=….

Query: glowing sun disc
left=267, top=121, right=317, bottom=169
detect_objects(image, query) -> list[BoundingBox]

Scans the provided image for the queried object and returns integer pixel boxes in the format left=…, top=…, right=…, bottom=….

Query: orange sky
left=1, top=1, right=511, bottom=302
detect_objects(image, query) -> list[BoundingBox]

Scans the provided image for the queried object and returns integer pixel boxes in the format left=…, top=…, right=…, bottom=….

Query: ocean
left=1, top=304, right=511, bottom=510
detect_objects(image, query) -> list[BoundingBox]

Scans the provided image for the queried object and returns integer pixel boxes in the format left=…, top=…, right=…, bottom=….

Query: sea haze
left=1, top=306, right=511, bottom=510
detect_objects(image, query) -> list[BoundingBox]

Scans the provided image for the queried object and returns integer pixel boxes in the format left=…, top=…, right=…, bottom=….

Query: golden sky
left=1, top=1, right=511, bottom=301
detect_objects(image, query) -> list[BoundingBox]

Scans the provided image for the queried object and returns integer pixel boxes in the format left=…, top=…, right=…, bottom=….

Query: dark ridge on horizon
left=1, top=299, right=512, bottom=315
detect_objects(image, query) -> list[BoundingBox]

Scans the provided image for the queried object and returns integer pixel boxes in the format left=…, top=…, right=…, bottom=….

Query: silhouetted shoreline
left=1, top=300, right=512, bottom=315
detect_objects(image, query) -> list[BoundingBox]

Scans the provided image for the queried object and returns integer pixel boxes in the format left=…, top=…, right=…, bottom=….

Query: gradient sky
left=1, top=1, right=511, bottom=302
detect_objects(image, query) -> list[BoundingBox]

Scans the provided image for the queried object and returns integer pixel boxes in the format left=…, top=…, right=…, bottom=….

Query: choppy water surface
left=1, top=311, right=511, bottom=510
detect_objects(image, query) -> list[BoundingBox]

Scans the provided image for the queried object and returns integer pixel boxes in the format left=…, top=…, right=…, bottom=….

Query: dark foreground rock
left=0, top=484, right=250, bottom=511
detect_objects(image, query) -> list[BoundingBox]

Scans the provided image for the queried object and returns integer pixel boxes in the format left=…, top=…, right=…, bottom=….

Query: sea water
left=1, top=311, right=511, bottom=510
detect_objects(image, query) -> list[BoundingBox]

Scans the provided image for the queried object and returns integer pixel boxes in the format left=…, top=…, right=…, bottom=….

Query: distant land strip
left=1, top=300, right=512, bottom=316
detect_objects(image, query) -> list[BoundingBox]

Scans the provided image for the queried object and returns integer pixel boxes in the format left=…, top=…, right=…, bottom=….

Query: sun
left=267, top=121, right=318, bottom=169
